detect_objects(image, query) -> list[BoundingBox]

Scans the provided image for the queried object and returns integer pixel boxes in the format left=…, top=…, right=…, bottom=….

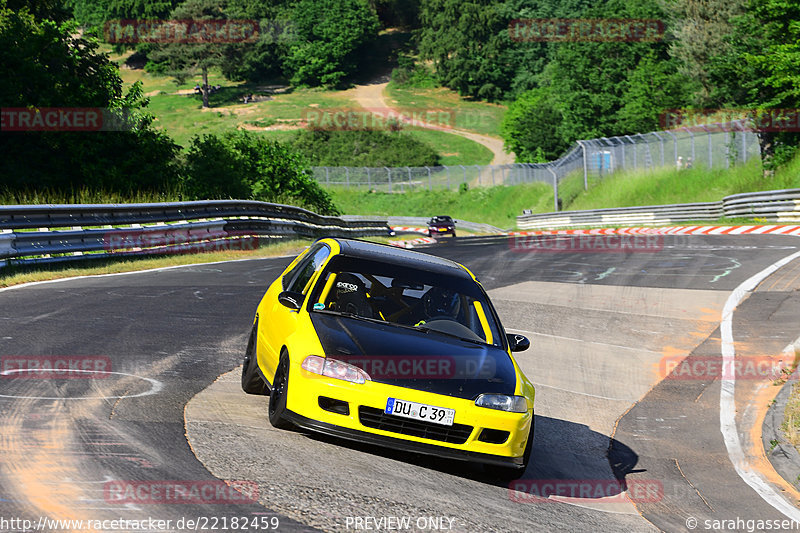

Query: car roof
left=331, top=238, right=471, bottom=278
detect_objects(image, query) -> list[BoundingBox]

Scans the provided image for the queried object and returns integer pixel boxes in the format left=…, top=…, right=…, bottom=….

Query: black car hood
left=310, top=312, right=516, bottom=400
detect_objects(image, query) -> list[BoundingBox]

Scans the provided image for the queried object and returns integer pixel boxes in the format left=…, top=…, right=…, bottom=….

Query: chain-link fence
left=311, top=120, right=762, bottom=210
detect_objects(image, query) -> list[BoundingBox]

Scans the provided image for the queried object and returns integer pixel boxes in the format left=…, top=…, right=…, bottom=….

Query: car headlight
left=475, top=394, right=528, bottom=413
left=301, top=355, right=371, bottom=384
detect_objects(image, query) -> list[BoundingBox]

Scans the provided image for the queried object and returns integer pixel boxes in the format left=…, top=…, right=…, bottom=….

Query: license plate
left=385, top=398, right=455, bottom=426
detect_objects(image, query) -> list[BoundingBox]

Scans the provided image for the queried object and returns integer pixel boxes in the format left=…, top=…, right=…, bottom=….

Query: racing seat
left=333, top=273, right=374, bottom=319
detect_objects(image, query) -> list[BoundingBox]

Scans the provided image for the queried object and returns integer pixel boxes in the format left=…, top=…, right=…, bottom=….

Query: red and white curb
left=390, top=226, right=429, bottom=234
left=389, top=225, right=800, bottom=248
left=389, top=237, right=436, bottom=249
left=508, top=225, right=800, bottom=236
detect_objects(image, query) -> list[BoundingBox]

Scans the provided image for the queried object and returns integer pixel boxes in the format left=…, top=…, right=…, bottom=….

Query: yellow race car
left=242, top=238, right=534, bottom=477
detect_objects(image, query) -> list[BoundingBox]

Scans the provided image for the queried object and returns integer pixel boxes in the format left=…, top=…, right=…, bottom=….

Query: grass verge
left=559, top=157, right=800, bottom=212
left=783, top=382, right=800, bottom=449
left=328, top=183, right=555, bottom=229
left=402, top=129, right=493, bottom=165
left=0, top=240, right=313, bottom=289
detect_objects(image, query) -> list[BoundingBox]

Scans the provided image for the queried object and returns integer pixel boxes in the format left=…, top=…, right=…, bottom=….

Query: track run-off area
left=2, top=233, right=800, bottom=532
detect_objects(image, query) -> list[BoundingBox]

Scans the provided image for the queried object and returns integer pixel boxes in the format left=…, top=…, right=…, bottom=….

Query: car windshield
left=308, top=255, right=503, bottom=348
left=431, top=217, right=452, bottom=223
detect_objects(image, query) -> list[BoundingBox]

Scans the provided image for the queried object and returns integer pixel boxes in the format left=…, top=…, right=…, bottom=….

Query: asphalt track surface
left=1, top=234, right=800, bottom=532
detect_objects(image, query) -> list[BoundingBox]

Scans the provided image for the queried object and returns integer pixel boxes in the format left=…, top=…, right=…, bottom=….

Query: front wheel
left=268, top=353, right=294, bottom=429
left=242, top=324, right=267, bottom=395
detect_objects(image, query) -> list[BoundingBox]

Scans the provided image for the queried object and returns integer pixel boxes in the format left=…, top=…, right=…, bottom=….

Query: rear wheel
left=241, top=324, right=267, bottom=395
left=268, top=352, right=294, bottom=429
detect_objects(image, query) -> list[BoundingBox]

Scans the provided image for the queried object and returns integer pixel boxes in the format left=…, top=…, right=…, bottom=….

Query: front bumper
left=283, top=410, right=525, bottom=467
left=285, top=363, right=533, bottom=466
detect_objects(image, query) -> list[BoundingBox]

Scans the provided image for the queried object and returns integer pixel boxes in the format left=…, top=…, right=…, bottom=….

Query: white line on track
left=506, top=328, right=662, bottom=354
left=0, top=254, right=297, bottom=294
left=720, top=249, right=800, bottom=521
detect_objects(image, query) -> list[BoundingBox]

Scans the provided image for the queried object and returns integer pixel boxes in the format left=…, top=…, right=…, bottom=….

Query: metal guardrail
left=0, top=200, right=390, bottom=267
left=516, top=189, right=800, bottom=229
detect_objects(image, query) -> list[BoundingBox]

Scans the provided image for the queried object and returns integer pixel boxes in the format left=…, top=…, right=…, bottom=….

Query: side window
left=283, top=245, right=318, bottom=291
left=286, top=245, right=331, bottom=295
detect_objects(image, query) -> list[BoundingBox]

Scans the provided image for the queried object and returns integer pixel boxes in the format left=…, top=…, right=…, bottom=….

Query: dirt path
left=344, top=81, right=515, bottom=166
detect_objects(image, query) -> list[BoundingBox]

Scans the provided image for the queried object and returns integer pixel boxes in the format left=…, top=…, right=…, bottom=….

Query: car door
left=258, top=243, right=332, bottom=381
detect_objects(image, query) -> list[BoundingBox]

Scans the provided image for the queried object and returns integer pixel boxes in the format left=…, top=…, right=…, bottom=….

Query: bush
left=290, top=129, right=439, bottom=167
left=184, top=130, right=338, bottom=215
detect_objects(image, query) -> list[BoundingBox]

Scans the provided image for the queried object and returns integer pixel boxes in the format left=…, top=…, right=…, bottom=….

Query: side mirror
left=507, top=333, right=530, bottom=352
left=278, top=291, right=304, bottom=310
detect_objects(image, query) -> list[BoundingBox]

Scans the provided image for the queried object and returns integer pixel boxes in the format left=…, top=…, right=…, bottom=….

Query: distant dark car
left=428, top=216, right=457, bottom=238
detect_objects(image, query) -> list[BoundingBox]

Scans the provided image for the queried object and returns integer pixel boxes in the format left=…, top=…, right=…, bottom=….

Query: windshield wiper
left=313, top=309, right=386, bottom=325
left=413, top=325, right=487, bottom=346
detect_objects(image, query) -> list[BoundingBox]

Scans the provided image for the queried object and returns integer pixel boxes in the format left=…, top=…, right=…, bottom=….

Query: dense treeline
left=1, top=0, right=339, bottom=213
left=412, top=0, right=800, bottom=168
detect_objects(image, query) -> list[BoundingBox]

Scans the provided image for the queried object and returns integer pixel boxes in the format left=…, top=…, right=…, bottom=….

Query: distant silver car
left=428, top=216, right=456, bottom=238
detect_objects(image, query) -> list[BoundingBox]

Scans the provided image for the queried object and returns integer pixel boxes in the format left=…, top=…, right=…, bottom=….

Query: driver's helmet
left=424, top=287, right=461, bottom=319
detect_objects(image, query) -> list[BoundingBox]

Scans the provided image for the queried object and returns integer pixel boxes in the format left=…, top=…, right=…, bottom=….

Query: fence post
left=386, top=167, right=392, bottom=193
left=491, top=166, right=495, bottom=186
left=740, top=120, right=747, bottom=163
left=548, top=167, right=558, bottom=211
left=345, top=167, right=350, bottom=187
left=665, top=130, right=677, bottom=167
left=724, top=129, right=730, bottom=169
left=683, top=127, right=695, bottom=164
left=460, top=165, right=466, bottom=188
left=653, top=132, right=665, bottom=167
left=406, top=166, right=412, bottom=189
left=366, top=167, right=371, bottom=189
left=625, top=135, right=637, bottom=169
left=426, top=166, right=431, bottom=190
left=326, top=167, right=330, bottom=186
left=702, top=125, right=712, bottom=168
left=446, top=166, right=450, bottom=190
left=578, top=140, right=588, bottom=190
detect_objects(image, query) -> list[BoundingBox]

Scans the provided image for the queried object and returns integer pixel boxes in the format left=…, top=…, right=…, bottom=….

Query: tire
left=268, top=352, right=294, bottom=429
left=484, top=420, right=534, bottom=481
left=241, top=324, right=268, bottom=395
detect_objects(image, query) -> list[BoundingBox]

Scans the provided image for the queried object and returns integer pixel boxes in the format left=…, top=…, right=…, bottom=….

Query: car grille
left=358, top=406, right=473, bottom=444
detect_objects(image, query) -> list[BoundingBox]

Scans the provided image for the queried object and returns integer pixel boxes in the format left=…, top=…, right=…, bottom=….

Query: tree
left=500, top=88, right=567, bottom=162
left=146, top=0, right=229, bottom=108
left=418, top=0, right=513, bottom=101
left=615, top=53, right=695, bottom=135
left=665, top=0, right=746, bottom=107
left=221, top=0, right=294, bottom=82
left=542, top=0, right=683, bottom=143
left=283, top=0, right=380, bottom=87
left=706, top=0, right=800, bottom=170
left=500, top=0, right=594, bottom=97
left=184, top=131, right=339, bottom=214
left=0, top=1, right=181, bottom=193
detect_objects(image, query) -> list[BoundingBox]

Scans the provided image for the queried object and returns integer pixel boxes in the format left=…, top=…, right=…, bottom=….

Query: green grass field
left=402, top=129, right=493, bottom=165
left=385, top=82, right=506, bottom=137
left=329, top=183, right=555, bottom=229
left=112, top=50, right=498, bottom=162
left=559, top=157, right=800, bottom=212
